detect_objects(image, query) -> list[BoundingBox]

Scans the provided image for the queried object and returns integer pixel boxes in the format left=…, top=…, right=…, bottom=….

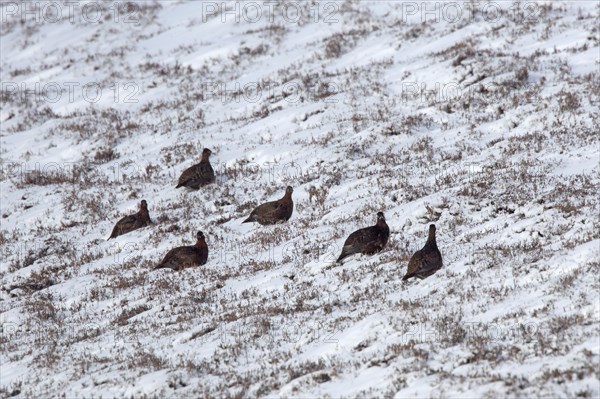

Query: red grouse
left=176, top=148, right=215, bottom=189
left=108, top=200, right=152, bottom=240
left=155, top=231, right=208, bottom=271
left=337, top=212, right=390, bottom=263
left=403, top=224, right=443, bottom=281
left=242, top=186, right=294, bottom=225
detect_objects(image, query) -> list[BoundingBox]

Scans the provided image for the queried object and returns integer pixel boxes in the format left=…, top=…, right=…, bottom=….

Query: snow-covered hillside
left=1, top=1, right=599, bottom=397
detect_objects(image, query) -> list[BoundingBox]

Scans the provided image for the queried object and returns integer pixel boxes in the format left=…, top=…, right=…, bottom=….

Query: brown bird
left=336, top=212, right=390, bottom=263
left=402, top=224, right=443, bottom=281
left=108, top=200, right=152, bottom=240
left=242, top=186, right=294, bottom=225
left=176, top=148, right=215, bottom=189
left=155, top=231, right=208, bottom=271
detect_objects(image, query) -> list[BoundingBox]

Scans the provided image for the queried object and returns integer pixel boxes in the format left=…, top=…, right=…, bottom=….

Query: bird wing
left=158, top=246, right=199, bottom=270
left=340, top=226, right=372, bottom=254
left=118, top=214, right=137, bottom=226
left=405, top=247, right=442, bottom=279
left=251, top=200, right=283, bottom=222
left=177, top=164, right=198, bottom=186
left=406, top=249, right=425, bottom=276
left=110, top=214, right=138, bottom=237
left=339, top=225, right=382, bottom=262
left=341, top=228, right=363, bottom=250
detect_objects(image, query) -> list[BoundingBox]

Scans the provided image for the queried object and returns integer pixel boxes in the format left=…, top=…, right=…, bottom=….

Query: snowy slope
left=1, top=1, right=599, bottom=397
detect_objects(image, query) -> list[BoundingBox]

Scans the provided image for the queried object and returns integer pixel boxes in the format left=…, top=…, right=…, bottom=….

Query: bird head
left=428, top=224, right=437, bottom=242
left=202, top=148, right=212, bottom=160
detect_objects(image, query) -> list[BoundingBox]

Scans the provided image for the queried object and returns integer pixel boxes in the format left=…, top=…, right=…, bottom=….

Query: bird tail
left=175, top=183, right=183, bottom=188
left=242, top=216, right=253, bottom=223
left=336, top=253, right=346, bottom=264
left=402, top=273, right=415, bottom=281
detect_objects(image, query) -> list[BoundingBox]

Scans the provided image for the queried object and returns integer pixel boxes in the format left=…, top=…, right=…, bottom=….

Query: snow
left=1, top=0, right=599, bottom=397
